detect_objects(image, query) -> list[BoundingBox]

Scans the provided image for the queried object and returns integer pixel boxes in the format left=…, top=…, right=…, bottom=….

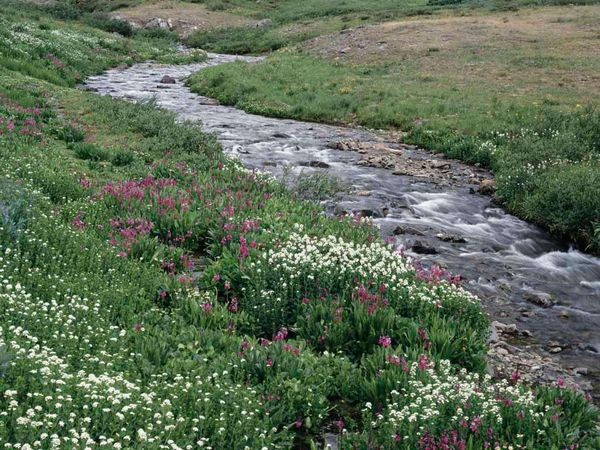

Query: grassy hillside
left=0, top=3, right=598, bottom=449
left=184, top=0, right=600, bottom=53
left=187, top=5, right=600, bottom=252
left=0, top=0, right=207, bottom=86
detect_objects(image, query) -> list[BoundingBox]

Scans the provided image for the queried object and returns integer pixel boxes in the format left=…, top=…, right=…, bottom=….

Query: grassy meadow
left=186, top=4, right=600, bottom=252
left=0, top=1, right=599, bottom=449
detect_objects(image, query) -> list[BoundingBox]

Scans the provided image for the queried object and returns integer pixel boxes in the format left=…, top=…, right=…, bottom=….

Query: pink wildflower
left=378, top=335, right=392, bottom=348
left=273, top=327, right=288, bottom=341
left=511, top=371, right=521, bottom=384
left=228, top=297, right=238, bottom=313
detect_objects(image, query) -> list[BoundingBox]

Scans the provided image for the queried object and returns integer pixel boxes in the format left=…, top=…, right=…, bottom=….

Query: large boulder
left=144, top=17, right=170, bottom=29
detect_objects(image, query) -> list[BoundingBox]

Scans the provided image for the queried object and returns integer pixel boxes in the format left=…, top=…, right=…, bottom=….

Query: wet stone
left=436, top=233, right=467, bottom=243
left=478, top=178, right=496, bottom=195
left=431, top=160, right=451, bottom=169
left=411, top=241, right=438, bottom=255
left=299, top=161, right=331, bottom=169
left=393, top=225, right=425, bottom=236
left=160, top=75, right=177, bottom=84
left=523, top=292, right=554, bottom=308
left=233, top=145, right=249, bottom=154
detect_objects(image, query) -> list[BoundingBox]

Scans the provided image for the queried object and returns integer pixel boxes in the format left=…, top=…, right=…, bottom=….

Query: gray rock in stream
left=160, top=75, right=177, bottom=84
left=393, top=225, right=425, bottom=236
left=436, top=233, right=467, bottom=243
left=523, top=292, right=554, bottom=308
left=412, top=241, right=438, bottom=254
left=299, top=160, right=331, bottom=169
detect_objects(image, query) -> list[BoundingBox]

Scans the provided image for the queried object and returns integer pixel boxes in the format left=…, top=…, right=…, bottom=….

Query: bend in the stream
left=85, top=53, right=600, bottom=398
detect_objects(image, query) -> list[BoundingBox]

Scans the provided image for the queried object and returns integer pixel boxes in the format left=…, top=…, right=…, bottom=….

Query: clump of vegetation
left=70, top=141, right=112, bottom=161
left=84, top=12, right=135, bottom=36
left=282, top=167, right=349, bottom=202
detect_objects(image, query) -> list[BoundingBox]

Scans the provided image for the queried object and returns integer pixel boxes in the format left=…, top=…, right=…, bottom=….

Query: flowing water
left=86, top=53, right=600, bottom=396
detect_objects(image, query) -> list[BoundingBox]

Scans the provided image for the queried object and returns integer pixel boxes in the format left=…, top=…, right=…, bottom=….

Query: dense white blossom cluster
left=0, top=253, right=282, bottom=449
left=260, top=232, right=479, bottom=307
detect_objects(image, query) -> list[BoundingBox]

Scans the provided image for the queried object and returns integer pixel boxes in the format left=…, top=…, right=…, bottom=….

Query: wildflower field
left=0, top=2, right=599, bottom=450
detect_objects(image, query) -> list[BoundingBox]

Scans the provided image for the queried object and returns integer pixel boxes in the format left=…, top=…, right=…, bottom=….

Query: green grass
left=185, top=0, right=600, bottom=54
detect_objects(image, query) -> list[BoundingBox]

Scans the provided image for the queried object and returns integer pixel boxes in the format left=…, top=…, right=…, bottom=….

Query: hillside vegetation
left=0, top=1, right=598, bottom=449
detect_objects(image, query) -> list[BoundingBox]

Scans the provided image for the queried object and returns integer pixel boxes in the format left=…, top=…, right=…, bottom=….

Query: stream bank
left=85, top=53, right=600, bottom=400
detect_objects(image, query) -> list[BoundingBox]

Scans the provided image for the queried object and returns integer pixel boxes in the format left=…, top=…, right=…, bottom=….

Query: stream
left=85, top=53, right=600, bottom=398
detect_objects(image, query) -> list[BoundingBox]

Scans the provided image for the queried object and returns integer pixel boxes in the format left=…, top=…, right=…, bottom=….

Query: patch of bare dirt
left=113, top=1, right=252, bottom=36
left=303, top=6, right=600, bottom=64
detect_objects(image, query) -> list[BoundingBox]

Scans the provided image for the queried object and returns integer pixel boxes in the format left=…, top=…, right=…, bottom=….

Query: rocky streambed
left=85, top=53, right=600, bottom=399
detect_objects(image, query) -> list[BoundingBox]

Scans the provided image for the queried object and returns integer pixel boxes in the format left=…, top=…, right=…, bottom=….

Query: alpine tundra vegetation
left=0, top=0, right=599, bottom=449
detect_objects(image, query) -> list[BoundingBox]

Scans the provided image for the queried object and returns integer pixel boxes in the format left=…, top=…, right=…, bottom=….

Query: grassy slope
left=186, top=3, right=600, bottom=252
left=0, top=3, right=598, bottom=449
left=184, top=0, right=600, bottom=53
left=0, top=1, right=208, bottom=86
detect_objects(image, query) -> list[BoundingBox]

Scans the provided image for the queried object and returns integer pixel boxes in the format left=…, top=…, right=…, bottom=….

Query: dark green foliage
left=70, top=142, right=112, bottom=161
left=84, top=13, right=134, bottom=36
left=110, top=148, right=135, bottom=166
left=54, top=123, right=86, bottom=143
left=136, top=27, right=179, bottom=42
left=186, top=26, right=290, bottom=54
left=44, top=1, right=83, bottom=20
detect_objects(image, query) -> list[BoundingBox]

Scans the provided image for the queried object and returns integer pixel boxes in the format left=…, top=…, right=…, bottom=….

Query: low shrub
left=70, top=142, right=112, bottom=161
left=186, top=26, right=289, bottom=54
left=110, top=148, right=135, bottom=166
left=43, top=1, right=83, bottom=20
left=84, top=12, right=134, bottom=37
